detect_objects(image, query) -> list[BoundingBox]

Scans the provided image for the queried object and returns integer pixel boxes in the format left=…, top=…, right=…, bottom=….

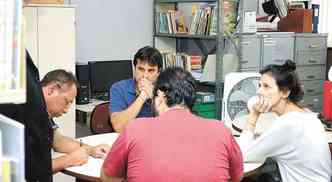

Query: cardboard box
left=29, top=0, right=64, bottom=4
left=278, top=9, right=312, bottom=33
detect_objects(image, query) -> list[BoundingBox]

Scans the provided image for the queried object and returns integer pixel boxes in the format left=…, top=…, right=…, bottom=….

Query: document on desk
left=67, top=156, right=104, bottom=178
left=65, top=133, right=120, bottom=178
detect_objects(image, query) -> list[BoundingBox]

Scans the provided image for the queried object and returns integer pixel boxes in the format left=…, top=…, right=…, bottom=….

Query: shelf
left=154, top=33, right=217, bottom=40
left=156, top=0, right=217, bottom=3
left=153, top=0, right=223, bottom=119
left=0, top=89, right=26, bottom=104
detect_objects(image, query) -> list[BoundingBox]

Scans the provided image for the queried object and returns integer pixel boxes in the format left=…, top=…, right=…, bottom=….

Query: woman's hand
left=245, top=96, right=272, bottom=132
left=250, top=96, right=272, bottom=115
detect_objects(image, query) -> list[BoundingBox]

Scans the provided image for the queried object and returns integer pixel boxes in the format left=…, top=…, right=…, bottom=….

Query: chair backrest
left=90, top=102, right=115, bottom=134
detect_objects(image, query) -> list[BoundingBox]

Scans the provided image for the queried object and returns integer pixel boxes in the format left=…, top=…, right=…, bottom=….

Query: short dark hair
left=41, top=69, right=78, bottom=90
left=260, top=60, right=304, bottom=103
left=153, top=67, right=196, bottom=110
left=133, top=46, right=163, bottom=70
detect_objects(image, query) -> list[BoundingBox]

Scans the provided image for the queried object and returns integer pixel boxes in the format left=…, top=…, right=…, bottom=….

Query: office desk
left=76, top=99, right=107, bottom=126
left=63, top=133, right=263, bottom=182
left=62, top=133, right=119, bottom=182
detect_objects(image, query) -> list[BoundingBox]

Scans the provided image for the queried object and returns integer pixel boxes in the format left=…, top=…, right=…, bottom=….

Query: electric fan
left=222, top=72, right=277, bottom=135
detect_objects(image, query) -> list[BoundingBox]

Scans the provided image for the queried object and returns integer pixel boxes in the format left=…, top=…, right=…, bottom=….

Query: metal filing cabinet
left=239, top=32, right=294, bottom=72
left=239, top=34, right=261, bottom=72
left=295, top=33, right=327, bottom=112
left=260, top=32, right=295, bottom=67
left=238, top=32, right=327, bottom=112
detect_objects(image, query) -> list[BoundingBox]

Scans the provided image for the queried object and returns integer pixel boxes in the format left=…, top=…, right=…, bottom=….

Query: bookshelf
left=153, top=1, right=329, bottom=118
left=153, top=0, right=230, bottom=119
left=0, top=0, right=26, bottom=180
left=0, top=0, right=26, bottom=104
left=154, top=33, right=218, bottom=39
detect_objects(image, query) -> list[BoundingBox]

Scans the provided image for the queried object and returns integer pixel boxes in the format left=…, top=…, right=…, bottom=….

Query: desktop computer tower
left=76, top=63, right=90, bottom=105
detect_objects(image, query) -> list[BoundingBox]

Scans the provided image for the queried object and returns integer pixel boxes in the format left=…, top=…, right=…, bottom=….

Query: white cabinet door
left=24, top=5, right=76, bottom=138
left=36, top=6, right=76, bottom=139
left=24, top=7, right=39, bottom=67
left=37, top=6, right=75, bottom=79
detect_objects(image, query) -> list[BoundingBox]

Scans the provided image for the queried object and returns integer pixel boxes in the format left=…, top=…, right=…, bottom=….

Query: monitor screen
left=0, top=114, right=25, bottom=182
left=89, top=60, right=133, bottom=99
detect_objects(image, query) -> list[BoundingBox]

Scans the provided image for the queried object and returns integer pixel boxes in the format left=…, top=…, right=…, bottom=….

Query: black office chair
left=89, top=102, right=115, bottom=134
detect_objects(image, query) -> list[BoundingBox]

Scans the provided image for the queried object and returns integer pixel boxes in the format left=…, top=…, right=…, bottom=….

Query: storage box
left=278, top=9, right=312, bottom=33
left=196, top=92, right=215, bottom=103
left=29, top=0, right=64, bottom=4
left=192, top=102, right=216, bottom=119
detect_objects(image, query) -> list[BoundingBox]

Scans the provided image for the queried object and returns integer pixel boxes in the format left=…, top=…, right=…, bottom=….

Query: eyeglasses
left=54, top=81, right=73, bottom=108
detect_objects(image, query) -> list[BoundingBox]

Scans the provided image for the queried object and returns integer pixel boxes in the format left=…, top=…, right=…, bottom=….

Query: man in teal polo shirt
left=109, top=46, right=163, bottom=132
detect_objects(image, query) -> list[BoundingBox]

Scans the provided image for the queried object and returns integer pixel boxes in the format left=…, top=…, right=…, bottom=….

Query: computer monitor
left=89, top=60, right=133, bottom=100
left=0, top=114, right=25, bottom=182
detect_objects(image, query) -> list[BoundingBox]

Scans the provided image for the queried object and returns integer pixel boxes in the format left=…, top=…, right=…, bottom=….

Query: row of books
left=189, top=5, right=218, bottom=35
left=155, top=11, right=187, bottom=34
left=155, top=4, right=218, bottom=36
left=161, top=52, right=202, bottom=72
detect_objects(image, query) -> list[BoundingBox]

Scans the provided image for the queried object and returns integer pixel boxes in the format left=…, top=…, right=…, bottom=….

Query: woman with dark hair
left=238, top=60, right=331, bottom=181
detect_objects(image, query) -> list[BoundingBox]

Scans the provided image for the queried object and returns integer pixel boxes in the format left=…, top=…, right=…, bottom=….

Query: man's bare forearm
left=111, top=97, right=146, bottom=132
left=53, top=131, right=80, bottom=153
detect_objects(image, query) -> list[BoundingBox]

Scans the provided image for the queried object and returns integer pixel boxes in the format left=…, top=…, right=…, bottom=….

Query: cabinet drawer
left=239, top=68, right=260, bottom=73
left=295, top=37, right=327, bottom=51
left=299, top=94, right=322, bottom=112
left=295, top=51, right=326, bottom=65
left=261, top=37, right=294, bottom=66
left=301, top=80, right=323, bottom=95
left=240, top=35, right=260, bottom=68
left=297, top=66, right=325, bottom=80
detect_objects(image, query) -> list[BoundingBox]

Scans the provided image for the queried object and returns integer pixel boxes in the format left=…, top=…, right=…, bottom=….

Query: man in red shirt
left=101, top=67, right=243, bottom=182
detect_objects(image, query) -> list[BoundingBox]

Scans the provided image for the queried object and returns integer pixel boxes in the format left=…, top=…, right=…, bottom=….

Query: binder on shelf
left=200, top=54, right=216, bottom=82
left=312, top=4, right=319, bottom=33
left=0, top=114, right=25, bottom=182
left=2, top=158, right=11, bottom=182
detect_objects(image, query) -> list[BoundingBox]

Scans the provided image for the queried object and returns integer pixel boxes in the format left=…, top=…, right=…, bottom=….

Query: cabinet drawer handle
left=274, top=59, right=284, bottom=63
left=306, top=89, right=315, bottom=93
left=241, top=41, right=250, bottom=45
left=240, top=61, right=249, bottom=64
left=308, top=59, right=317, bottom=63
left=306, top=75, right=315, bottom=79
left=309, top=44, right=319, bottom=48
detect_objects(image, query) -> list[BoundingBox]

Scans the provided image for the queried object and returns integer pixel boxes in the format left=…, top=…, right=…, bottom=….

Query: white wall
left=314, top=0, right=332, bottom=47
left=70, top=0, right=153, bottom=63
